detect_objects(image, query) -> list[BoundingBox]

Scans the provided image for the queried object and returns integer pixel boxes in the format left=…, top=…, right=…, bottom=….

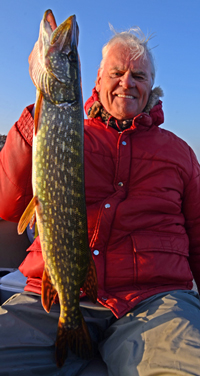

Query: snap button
left=122, top=141, right=127, bottom=145
left=118, top=182, right=123, bottom=187
left=105, top=203, right=110, bottom=208
left=93, top=250, right=99, bottom=256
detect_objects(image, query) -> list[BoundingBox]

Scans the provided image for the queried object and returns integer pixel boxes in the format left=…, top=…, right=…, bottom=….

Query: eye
left=133, top=73, right=146, bottom=81
left=110, top=71, right=123, bottom=78
left=135, top=75, right=144, bottom=80
left=68, top=51, right=77, bottom=62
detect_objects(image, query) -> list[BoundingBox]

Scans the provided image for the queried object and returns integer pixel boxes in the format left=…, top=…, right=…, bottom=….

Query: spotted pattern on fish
left=18, top=10, right=97, bottom=367
left=34, top=100, right=89, bottom=327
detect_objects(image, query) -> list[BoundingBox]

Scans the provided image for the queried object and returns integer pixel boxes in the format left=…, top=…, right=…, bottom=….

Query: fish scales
left=35, top=103, right=88, bottom=313
left=18, top=10, right=97, bottom=367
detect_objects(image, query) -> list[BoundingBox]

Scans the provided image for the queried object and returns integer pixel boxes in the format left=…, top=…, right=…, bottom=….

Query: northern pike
left=18, top=9, right=97, bottom=367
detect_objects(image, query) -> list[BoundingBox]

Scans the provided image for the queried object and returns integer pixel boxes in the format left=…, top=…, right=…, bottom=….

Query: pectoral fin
left=17, top=196, right=40, bottom=235
left=34, top=91, right=43, bottom=135
left=42, top=268, right=58, bottom=313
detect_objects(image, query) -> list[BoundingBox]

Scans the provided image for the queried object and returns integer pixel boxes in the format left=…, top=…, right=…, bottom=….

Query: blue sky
left=1, top=0, right=200, bottom=159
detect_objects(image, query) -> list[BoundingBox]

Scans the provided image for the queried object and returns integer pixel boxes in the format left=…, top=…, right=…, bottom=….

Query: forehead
left=104, top=42, right=151, bottom=73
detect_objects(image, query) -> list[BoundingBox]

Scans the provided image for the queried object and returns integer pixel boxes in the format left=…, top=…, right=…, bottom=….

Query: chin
left=114, top=108, right=139, bottom=120
left=116, top=113, right=136, bottom=121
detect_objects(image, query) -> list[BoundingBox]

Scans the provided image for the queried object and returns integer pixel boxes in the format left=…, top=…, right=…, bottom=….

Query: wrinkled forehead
left=105, top=43, right=151, bottom=72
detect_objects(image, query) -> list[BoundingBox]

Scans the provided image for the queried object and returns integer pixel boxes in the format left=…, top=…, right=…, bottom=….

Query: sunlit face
left=96, top=43, right=152, bottom=120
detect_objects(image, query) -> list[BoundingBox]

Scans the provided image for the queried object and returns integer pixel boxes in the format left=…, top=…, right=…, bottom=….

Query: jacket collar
left=84, top=87, right=164, bottom=130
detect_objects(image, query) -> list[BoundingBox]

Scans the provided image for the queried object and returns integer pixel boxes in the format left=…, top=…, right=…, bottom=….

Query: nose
left=120, top=71, right=135, bottom=89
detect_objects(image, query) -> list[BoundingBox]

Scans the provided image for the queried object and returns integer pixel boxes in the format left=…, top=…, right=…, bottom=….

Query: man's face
left=96, top=43, right=152, bottom=120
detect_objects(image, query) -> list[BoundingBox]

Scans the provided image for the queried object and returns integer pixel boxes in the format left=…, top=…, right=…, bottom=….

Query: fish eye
left=68, top=51, right=77, bottom=62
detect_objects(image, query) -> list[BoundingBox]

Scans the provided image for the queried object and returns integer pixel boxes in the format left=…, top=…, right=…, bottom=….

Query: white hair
left=99, top=26, right=156, bottom=86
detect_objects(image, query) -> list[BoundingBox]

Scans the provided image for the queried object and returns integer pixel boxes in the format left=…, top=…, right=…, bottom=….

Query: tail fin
left=55, top=317, right=93, bottom=368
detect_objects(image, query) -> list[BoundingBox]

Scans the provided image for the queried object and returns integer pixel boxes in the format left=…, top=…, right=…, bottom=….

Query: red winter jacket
left=1, top=94, right=200, bottom=318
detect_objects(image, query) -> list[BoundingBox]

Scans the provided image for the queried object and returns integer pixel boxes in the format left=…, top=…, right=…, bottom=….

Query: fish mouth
left=52, top=15, right=79, bottom=51
left=44, top=10, right=79, bottom=52
left=45, top=9, right=57, bottom=32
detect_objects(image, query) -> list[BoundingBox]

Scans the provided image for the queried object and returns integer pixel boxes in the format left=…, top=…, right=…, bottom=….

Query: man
left=0, top=26, right=200, bottom=376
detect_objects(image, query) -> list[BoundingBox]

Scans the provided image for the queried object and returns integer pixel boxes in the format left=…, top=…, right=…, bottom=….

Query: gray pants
left=0, top=290, right=200, bottom=375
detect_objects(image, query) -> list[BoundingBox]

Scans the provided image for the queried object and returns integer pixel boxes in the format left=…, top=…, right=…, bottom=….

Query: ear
left=95, top=68, right=102, bottom=92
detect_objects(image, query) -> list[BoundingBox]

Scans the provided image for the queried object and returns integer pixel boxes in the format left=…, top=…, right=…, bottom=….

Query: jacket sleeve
left=0, top=105, right=34, bottom=222
left=183, top=147, right=200, bottom=292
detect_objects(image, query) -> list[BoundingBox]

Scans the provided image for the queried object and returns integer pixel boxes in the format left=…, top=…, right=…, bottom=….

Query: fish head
left=35, top=10, right=81, bottom=104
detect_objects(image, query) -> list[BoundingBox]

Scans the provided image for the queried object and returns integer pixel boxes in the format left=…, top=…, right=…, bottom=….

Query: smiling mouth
left=116, top=94, right=136, bottom=99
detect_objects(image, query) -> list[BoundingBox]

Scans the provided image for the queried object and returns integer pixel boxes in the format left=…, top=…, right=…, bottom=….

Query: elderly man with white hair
left=0, top=22, right=200, bottom=376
